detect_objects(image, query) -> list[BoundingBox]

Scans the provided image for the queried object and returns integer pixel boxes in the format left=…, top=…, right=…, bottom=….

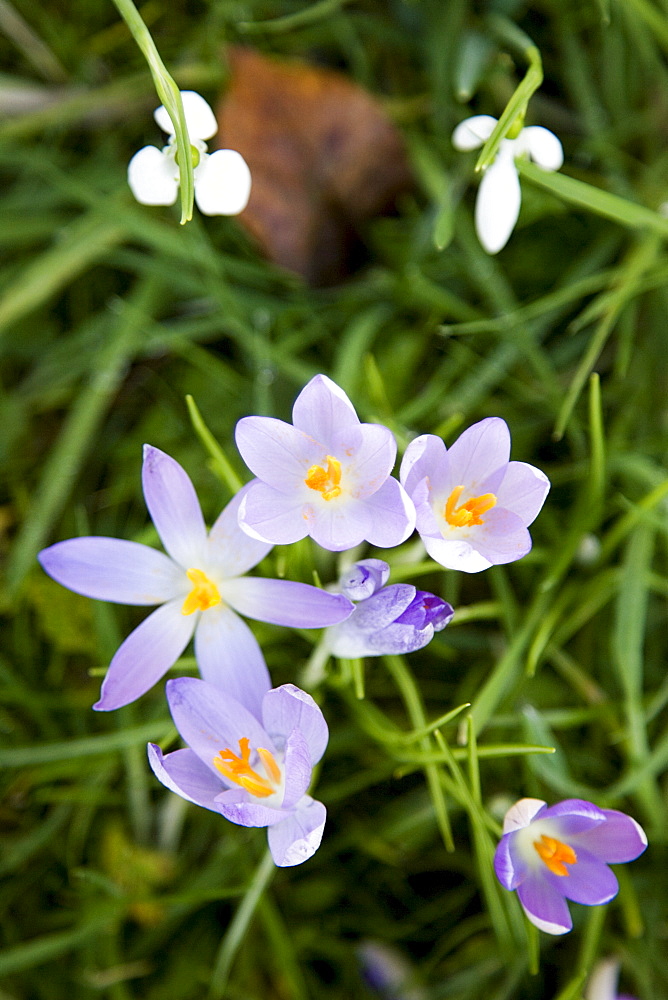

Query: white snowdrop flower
left=128, top=90, right=251, bottom=216
left=452, top=114, right=563, bottom=254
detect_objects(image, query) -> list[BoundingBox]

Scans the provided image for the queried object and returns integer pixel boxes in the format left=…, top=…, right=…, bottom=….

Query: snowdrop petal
left=193, top=603, right=271, bottom=718
left=194, top=149, right=252, bottom=215
left=452, top=115, right=498, bottom=151
left=127, top=145, right=178, bottom=206
left=94, top=598, right=195, bottom=711
left=267, top=797, right=327, bottom=867
left=154, top=90, right=218, bottom=140
left=142, top=445, right=208, bottom=568
left=523, top=125, right=564, bottom=171
left=476, top=150, right=521, bottom=254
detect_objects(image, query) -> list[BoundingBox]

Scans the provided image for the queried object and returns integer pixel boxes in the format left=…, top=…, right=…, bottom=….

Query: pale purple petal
left=148, top=745, right=223, bottom=809
left=494, top=833, right=526, bottom=891
left=362, top=478, right=416, bottom=548
left=343, top=584, right=416, bottom=633
left=38, top=537, right=183, bottom=605
left=193, top=603, right=271, bottom=718
left=494, top=461, right=550, bottom=526
left=291, top=374, right=361, bottom=454
left=542, top=799, right=607, bottom=823
left=349, top=423, right=397, bottom=498
left=261, top=684, right=329, bottom=765
left=94, top=598, right=195, bottom=711
left=206, top=483, right=272, bottom=578
left=194, top=149, right=252, bottom=216
left=460, top=507, right=533, bottom=566
left=517, top=872, right=572, bottom=934
left=237, top=480, right=309, bottom=545
left=476, top=148, right=521, bottom=254
left=452, top=115, right=498, bottom=151
left=281, top=729, right=313, bottom=809
left=578, top=810, right=647, bottom=863
left=127, top=145, right=178, bottom=206
left=214, top=788, right=289, bottom=827
left=165, top=677, right=271, bottom=774
left=400, top=434, right=449, bottom=497
left=547, top=848, right=618, bottom=906
left=154, top=91, right=217, bottom=139
left=221, top=576, right=353, bottom=627
left=422, top=535, right=495, bottom=573
left=307, top=497, right=373, bottom=551
left=339, top=559, right=390, bottom=600
left=267, top=797, right=327, bottom=867
left=142, top=445, right=207, bottom=567
left=235, top=417, right=319, bottom=493
left=446, top=418, right=511, bottom=492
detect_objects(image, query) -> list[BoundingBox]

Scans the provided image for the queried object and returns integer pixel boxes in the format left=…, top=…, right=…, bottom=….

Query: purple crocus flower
left=38, top=446, right=352, bottom=712
left=148, top=676, right=329, bottom=867
left=494, top=798, right=647, bottom=935
left=400, top=417, right=550, bottom=573
left=234, top=375, right=415, bottom=552
left=326, top=559, right=454, bottom=657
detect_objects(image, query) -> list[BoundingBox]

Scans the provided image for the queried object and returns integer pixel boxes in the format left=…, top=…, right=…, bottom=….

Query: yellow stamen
left=181, top=568, right=222, bottom=616
left=444, top=484, right=497, bottom=527
left=304, top=455, right=342, bottom=501
left=213, top=737, right=281, bottom=799
left=534, top=834, right=577, bottom=877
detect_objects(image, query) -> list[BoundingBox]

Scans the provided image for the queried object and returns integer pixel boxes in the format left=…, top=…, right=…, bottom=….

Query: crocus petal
left=38, top=537, right=183, bottom=605
left=307, top=497, right=373, bottom=552
left=148, top=745, right=223, bottom=809
left=194, top=150, right=252, bottom=215
left=214, top=788, right=289, bottom=827
left=165, top=677, right=271, bottom=774
left=222, top=576, right=353, bottom=627
left=548, top=848, right=618, bottom=906
left=517, top=872, right=572, bottom=934
left=142, top=445, right=208, bottom=568
left=446, top=418, right=511, bottom=491
left=457, top=507, right=533, bottom=566
left=494, top=833, right=526, bottom=891
left=237, top=480, right=309, bottom=545
left=262, top=684, right=329, bottom=765
left=522, top=126, right=564, bottom=171
left=267, top=797, right=327, bottom=867
left=281, top=728, right=313, bottom=809
left=291, top=374, right=362, bottom=454
left=346, top=423, right=397, bottom=497
left=362, top=478, right=416, bottom=547
left=494, top=461, right=550, bottom=525
left=154, top=90, right=218, bottom=140
left=542, top=798, right=607, bottom=823
left=452, top=115, right=498, bottom=151
left=475, top=148, right=521, bottom=254
left=127, top=146, right=178, bottom=206
left=94, top=598, right=195, bottom=711
left=193, top=603, right=271, bottom=718
left=579, top=809, right=647, bottom=863
left=339, top=559, right=390, bottom=600
left=206, top=483, right=273, bottom=578
left=585, top=959, right=621, bottom=1000
left=502, top=797, right=547, bottom=834
left=235, top=416, right=318, bottom=493
left=400, top=434, right=449, bottom=498
left=421, top=535, right=494, bottom=574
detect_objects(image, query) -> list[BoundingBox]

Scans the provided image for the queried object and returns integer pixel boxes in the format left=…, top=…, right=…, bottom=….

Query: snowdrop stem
left=111, top=0, right=195, bottom=223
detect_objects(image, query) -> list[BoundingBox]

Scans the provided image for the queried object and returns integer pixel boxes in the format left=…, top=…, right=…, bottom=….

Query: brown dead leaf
left=216, top=47, right=414, bottom=286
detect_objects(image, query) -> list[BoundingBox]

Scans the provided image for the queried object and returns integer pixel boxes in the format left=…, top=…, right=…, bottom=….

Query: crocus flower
left=326, top=558, right=453, bottom=657
left=586, top=959, right=637, bottom=1000
left=452, top=114, right=563, bottom=254
left=400, top=417, right=549, bottom=573
left=38, top=446, right=352, bottom=712
left=235, top=375, right=416, bottom=552
left=148, top=676, right=329, bottom=867
left=494, top=797, right=647, bottom=935
left=127, top=90, right=251, bottom=216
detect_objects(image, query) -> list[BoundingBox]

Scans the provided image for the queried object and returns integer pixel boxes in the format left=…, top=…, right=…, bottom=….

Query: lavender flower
left=235, top=375, right=415, bottom=552
left=148, top=676, right=329, bottom=867
left=400, top=418, right=549, bottom=573
left=38, top=446, right=352, bottom=712
left=326, top=559, right=453, bottom=657
left=494, top=798, right=647, bottom=935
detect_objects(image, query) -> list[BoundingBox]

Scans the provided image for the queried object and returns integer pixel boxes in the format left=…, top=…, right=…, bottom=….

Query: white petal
left=127, top=145, right=178, bottom=206
left=585, top=959, right=620, bottom=1000
left=502, top=797, right=546, bottom=834
left=194, top=150, right=252, bottom=216
left=154, top=91, right=218, bottom=140
left=452, top=115, right=498, bottom=151
left=522, top=126, right=564, bottom=171
left=475, top=149, right=521, bottom=254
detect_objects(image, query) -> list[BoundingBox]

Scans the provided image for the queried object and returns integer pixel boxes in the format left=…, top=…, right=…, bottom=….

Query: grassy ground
left=2, top=0, right=668, bottom=997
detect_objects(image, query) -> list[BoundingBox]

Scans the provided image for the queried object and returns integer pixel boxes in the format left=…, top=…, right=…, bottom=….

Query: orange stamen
left=304, top=455, right=342, bottom=501
left=181, top=568, right=222, bottom=616
left=444, top=485, right=497, bottom=527
left=213, top=737, right=281, bottom=799
left=534, top=834, right=577, bottom=877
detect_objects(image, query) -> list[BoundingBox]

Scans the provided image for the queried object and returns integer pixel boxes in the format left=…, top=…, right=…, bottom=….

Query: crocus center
left=181, top=568, right=222, bottom=616
left=213, top=737, right=282, bottom=798
left=305, top=455, right=342, bottom=500
left=533, top=834, right=577, bottom=877
left=444, top=484, right=497, bottom=527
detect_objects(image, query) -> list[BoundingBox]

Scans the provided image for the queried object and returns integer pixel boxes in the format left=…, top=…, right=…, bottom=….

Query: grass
left=2, top=0, right=668, bottom=997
